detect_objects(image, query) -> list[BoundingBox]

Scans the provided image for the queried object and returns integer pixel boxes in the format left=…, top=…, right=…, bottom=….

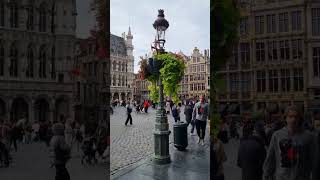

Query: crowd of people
left=0, top=115, right=109, bottom=179
left=212, top=105, right=320, bottom=180
left=116, top=95, right=210, bottom=146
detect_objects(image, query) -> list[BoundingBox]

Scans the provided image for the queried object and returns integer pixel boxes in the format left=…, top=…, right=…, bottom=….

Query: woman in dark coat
left=184, top=100, right=193, bottom=125
left=237, top=121, right=266, bottom=180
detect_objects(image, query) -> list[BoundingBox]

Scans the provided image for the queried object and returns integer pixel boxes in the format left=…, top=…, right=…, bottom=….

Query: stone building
left=74, top=33, right=108, bottom=124
left=216, top=0, right=320, bottom=115
left=110, top=27, right=134, bottom=101
left=0, top=0, right=77, bottom=123
left=178, top=47, right=210, bottom=100
left=132, top=73, right=151, bottom=103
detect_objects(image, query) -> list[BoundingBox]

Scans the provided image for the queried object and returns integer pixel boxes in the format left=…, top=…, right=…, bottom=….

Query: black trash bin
left=173, top=122, right=188, bottom=151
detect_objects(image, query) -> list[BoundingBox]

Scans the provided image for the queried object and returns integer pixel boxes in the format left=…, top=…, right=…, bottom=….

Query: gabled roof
left=110, top=34, right=127, bottom=56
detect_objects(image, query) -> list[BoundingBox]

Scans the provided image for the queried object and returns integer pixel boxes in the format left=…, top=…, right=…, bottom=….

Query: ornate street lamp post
left=152, top=9, right=171, bottom=164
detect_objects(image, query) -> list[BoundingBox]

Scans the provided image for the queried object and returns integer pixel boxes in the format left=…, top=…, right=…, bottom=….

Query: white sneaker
left=198, top=138, right=201, bottom=144
left=201, top=140, right=205, bottom=146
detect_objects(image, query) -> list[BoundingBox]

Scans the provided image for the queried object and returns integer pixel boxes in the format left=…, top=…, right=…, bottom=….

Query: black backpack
left=127, top=106, right=132, bottom=113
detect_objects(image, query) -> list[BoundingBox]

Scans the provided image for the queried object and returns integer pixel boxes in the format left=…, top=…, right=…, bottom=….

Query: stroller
left=81, top=137, right=98, bottom=165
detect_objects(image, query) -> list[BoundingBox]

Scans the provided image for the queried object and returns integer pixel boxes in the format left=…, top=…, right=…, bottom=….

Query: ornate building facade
left=110, top=28, right=134, bottom=101
left=132, top=73, right=151, bottom=103
left=74, top=33, right=108, bottom=124
left=178, top=47, right=210, bottom=100
left=216, top=0, right=320, bottom=115
left=0, top=0, right=77, bottom=123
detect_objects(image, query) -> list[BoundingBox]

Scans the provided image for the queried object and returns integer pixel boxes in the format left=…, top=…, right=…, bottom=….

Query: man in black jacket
left=237, top=121, right=266, bottom=180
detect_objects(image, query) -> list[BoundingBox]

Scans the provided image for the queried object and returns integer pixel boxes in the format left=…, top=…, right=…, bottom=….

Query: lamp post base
left=153, top=129, right=171, bottom=165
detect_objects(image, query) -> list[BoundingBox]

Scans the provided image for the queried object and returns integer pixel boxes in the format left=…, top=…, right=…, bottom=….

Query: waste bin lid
left=173, top=122, right=188, bottom=127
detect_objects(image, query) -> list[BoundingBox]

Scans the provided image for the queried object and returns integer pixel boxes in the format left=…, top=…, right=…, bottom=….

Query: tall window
left=26, top=4, right=34, bottom=30
left=0, top=0, right=4, bottom=26
left=190, top=84, right=193, bottom=91
left=313, top=47, right=320, bottom=77
left=231, top=45, right=238, bottom=65
left=280, top=40, right=290, bottom=60
left=269, top=70, right=278, bottom=92
left=256, top=42, right=265, bottom=62
left=230, top=73, right=238, bottom=92
left=39, top=3, right=46, bottom=32
left=312, top=8, right=320, bottom=35
left=291, top=11, right=302, bottom=31
left=9, top=0, right=18, bottom=28
left=279, top=12, right=289, bottom=32
left=255, top=15, right=264, bottom=34
left=201, top=65, right=205, bottom=72
left=0, top=42, right=3, bottom=76
left=292, top=39, right=302, bottom=60
left=293, top=68, right=303, bottom=91
left=51, top=47, right=56, bottom=79
left=113, top=61, right=116, bottom=71
left=268, top=41, right=278, bottom=61
left=9, top=43, right=18, bottom=77
left=26, top=45, right=34, bottom=78
left=240, top=17, right=248, bottom=35
left=39, top=45, right=46, bottom=78
left=267, top=14, right=276, bottom=33
left=281, top=69, right=290, bottom=92
left=112, top=75, right=116, bottom=86
left=242, top=72, right=251, bottom=92
left=240, top=43, right=250, bottom=64
left=257, top=70, right=266, bottom=92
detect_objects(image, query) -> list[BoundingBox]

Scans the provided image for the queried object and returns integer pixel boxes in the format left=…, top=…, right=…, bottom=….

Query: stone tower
left=54, top=0, right=77, bottom=83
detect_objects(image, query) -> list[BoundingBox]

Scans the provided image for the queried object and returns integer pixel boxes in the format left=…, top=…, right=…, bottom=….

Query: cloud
left=111, top=0, right=210, bottom=73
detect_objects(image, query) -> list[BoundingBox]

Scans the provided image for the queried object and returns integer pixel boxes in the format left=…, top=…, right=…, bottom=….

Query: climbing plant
left=138, top=53, right=185, bottom=104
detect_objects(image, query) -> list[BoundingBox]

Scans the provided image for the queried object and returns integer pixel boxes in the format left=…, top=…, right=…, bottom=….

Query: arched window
left=26, top=0, right=34, bottom=30
left=122, top=76, right=125, bottom=86
left=39, top=3, right=46, bottom=32
left=9, top=0, right=18, bottom=28
left=0, top=42, right=4, bottom=76
left=118, top=75, right=121, bottom=86
left=39, top=45, right=46, bottom=78
left=118, top=62, right=121, bottom=71
left=122, top=63, right=125, bottom=71
left=113, top=75, right=116, bottom=86
left=0, top=0, right=5, bottom=26
left=9, top=43, right=18, bottom=77
left=113, top=61, right=116, bottom=71
left=26, top=45, right=34, bottom=78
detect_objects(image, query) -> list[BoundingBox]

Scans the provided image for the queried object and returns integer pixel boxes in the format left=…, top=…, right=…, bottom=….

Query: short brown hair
left=284, top=105, right=302, bottom=122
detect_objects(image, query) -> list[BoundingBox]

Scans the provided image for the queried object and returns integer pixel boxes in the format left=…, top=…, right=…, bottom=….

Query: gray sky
left=111, top=0, right=210, bottom=73
left=76, top=0, right=96, bottom=38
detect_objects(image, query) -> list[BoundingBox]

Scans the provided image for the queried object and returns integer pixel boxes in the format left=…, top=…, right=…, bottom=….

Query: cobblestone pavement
left=110, top=106, right=191, bottom=175
left=0, top=141, right=106, bottom=180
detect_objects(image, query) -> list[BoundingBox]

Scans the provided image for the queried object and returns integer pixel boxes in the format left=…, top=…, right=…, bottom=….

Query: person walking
left=125, top=102, right=133, bottom=126
left=50, top=122, right=71, bottom=180
left=263, top=105, right=317, bottom=180
left=0, top=119, right=10, bottom=167
left=32, top=121, right=40, bottom=142
left=166, top=101, right=171, bottom=114
left=237, top=121, right=266, bottom=180
left=171, top=103, right=180, bottom=123
left=64, top=119, right=74, bottom=147
left=192, top=95, right=209, bottom=145
left=211, top=135, right=227, bottom=180
left=184, top=100, right=193, bottom=125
